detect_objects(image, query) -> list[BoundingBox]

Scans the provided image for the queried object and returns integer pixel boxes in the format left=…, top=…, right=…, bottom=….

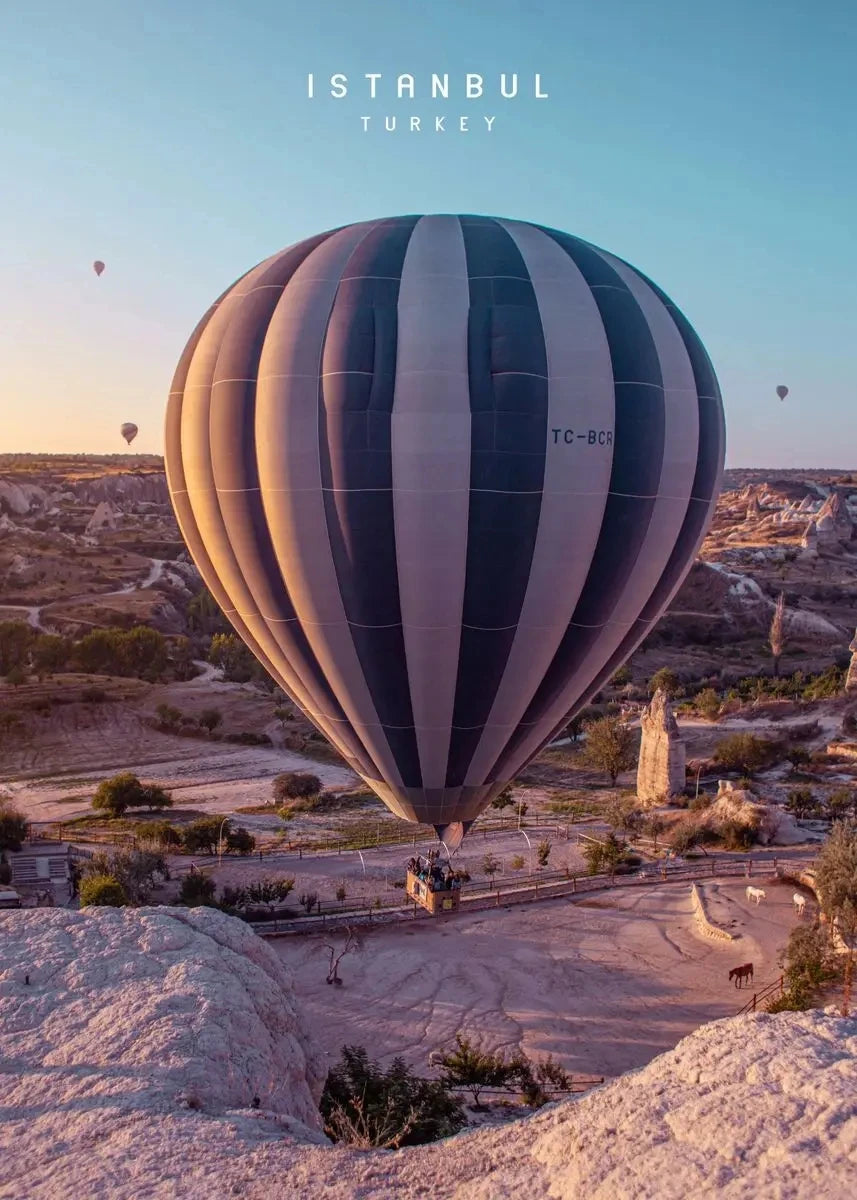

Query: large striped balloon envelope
left=165, top=215, right=725, bottom=848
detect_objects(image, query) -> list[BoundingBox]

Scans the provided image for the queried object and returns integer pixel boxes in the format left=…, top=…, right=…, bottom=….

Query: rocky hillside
left=0, top=908, right=853, bottom=1198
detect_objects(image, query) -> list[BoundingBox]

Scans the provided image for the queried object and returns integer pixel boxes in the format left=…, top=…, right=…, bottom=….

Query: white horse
left=746, top=886, right=766, bottom=904
left=793, top=893, right=807, bottom=916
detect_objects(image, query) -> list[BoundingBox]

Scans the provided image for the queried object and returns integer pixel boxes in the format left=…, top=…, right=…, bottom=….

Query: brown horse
left=728, top=963, right=754, bottom=988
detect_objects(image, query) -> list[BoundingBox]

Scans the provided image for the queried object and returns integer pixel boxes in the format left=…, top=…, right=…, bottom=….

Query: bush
left=321, top=1046, right=464, bottom=1148
left=183, top=817, right=227, bottom=855
left=695, top=687, right=721, bottom=721
left=272, top=771, right=322, bottom=805
left=649, top=668, right=680, bottom=697
left=713, top=733, right=782, bottom=776
left=79, top=874, right=128, bottom=907
left=92, top=773, right=172, bottom=818
left=786, top=788, right=816, bottom=819
left=490, top=786, right=514, bottom=811
left=179, top=871, right=217, bottom=907
left=583, top=833, right=626, bottom=878
left=0, top=801, right=28, bottom=852
left=510, top=855, right=525, bottom=871
left=778, top=923, right=837, bottom=1008
left=225, top=826, right=256, bottom=855
left=580, top=715, right=636, bottom=784
left=135, top=820, right=183, bottom=848
left=481, top=853, right=500, bottom=878
left=299, top=891, right=319, bottom=914
left=439, top=1034, right=516, bottom=1106
left=80, top=685, right=107, bottom=703
left=198, top=708, right=222, bottom=734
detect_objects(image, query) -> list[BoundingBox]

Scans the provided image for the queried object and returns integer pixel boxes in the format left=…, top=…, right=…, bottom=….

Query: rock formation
left=815, top=492, right=853, bottom=547
left=847, top=629, right=857, bottom=692
left=636, top=688, right=686, bottom=805
left=744, top=493, right=760, bottom=520
left=801, top=519, right=818, bottom=557
left=85, top=500, right=119, bottom=534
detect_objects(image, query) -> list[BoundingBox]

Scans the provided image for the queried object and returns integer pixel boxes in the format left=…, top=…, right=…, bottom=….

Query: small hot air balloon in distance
left=93, top=260, right=105, bottom=277
left=120, top=422, right=138, bottom=445
left=776, top=385, right=788, bottom=401
left=165, top=215, right=726, bottom=849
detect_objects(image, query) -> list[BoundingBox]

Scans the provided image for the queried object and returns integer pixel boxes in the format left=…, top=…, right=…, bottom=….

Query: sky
left=1, top=0, right=855, bottom=466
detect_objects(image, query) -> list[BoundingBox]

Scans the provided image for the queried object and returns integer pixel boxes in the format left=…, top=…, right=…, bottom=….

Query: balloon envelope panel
left=165, top=215, right=725, bottom=839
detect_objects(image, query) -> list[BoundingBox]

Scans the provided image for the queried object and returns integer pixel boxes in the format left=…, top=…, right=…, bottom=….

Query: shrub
left=299, top=891, right=319, bottom=913
left=5, top=666, right=27, bottom=687
left=777, top=923, right=837, bottom=1009
left=272, top=771, right=322, bottom=805
left=649, top=667, right=680, bottom=697
left=490, top=786, right=514, bottom=811
left=178, top=871, right=216, bottom=907
left=80, top=685, right=107, bottom=703
left=695, top=687, right=721, bottom=722
left=583, top=833, right=626, bottom=879
left=439, top=1035, right=516, bottom=1107
left=183, top=817, right=226, bottom=855
left=786, top=788, right=816, bottom=819
left=198, top=708, right=222, bottom=734
left=225, top=826, right=256, bottom=855
left=135, top=820, right=182, bottom=848
left=581, top=716, right=636, bottom=784
left=536, top=840, right=551, bottom=867
left=335, top=884, right=347, bottom=902
left=92, top=773, right=172, bottom=817
left=481, top=853, right=500, bottom=878
left=79, top=874, right=128, bottom=907
left=510, top=855, right=525, bottom=871
left=321, top=1046, right=464, bottom=1148
left=0, top=801, right=28, bottom=852
left=713, top=733, right=782, bottom=776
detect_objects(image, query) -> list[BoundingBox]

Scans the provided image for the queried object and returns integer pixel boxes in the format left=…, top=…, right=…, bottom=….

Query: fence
left=249, top=856, right=798, bottom=938
left=737, top=975, right=785, bottom=1014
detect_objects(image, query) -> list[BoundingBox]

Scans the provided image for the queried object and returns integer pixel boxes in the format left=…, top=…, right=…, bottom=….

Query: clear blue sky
left=1, top=0, right=855, bottom=465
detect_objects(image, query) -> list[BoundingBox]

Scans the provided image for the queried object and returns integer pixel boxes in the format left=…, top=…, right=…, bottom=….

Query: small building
left=0, top=887, right=22, bottom=909
left=7, top=841, right=74, bottom=906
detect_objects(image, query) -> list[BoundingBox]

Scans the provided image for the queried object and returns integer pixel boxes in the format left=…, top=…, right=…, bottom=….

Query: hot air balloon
left=776, top=385, right=788, bottom=401
left=165, top=216, right=726, bottom=848
left=93, top=260, right=105, bottom=277
left=120, top=422, right=138, bottom=445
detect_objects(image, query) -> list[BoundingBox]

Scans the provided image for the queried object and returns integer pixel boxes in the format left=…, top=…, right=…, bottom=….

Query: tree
left=643, top=814, right=667, bottom=851
left=82, top=848, right=168, bottom=904
left=536, top=840, right=551, bottom=868
left=0, top=621, right=33, bottom=675
left=786, top=788, right=816, bottom=819
left=183, top=816, right=226, bottom=855
left=481, top=853, right=500, bottom=879
left=649, top=668, right=679, bottom=697
left=5, top=665, right=27, bottom=687
left=321, top=1046, right=464, bottom=1148
left=583, top=833, right=625, bottom=881
left=826, top=788, right=857, bottom=822
left=79, top=874, right=128, bottom=907
left=179, top=871, right=217, bottom=907
left=769, top=592, right=786, bottom=677
left=273, top=705, right=291, bottom=729
left=695, top=687, right=721, bottom=722
left=611, top=665, right=632, bottom=687
left=188, top=588, right=228, bottom=635
left=92, top=773, right=172, bottom=817
left=713, top=733, right=780, bottom=776
left=324, top=927, right=361, bottom=984
left=135, top=820, right=183, bottom=848
left=155, top=703, right=182, bottom=732
left=208, top=633, right=255, bottom=682
left=787, top=746, right=811, bottom=771
left=272, top=771, right=321, bottom=804
left=605, top=796, right=644, bottom=839
left=777, top=923, right=836, bottom=1009
left=438, top=1035, right=515, bottom=1107
left=581, top=715, right=636, bottom=785
left=31, top=633, right=71, bottom=675
left=814, top=821, right=857, bottom=1016
left=198, top=708, right=222, bottom=734
left=225, top=826, right=255, bottom=855
left=490, top=786, right=514, bottom=811
left=0, top=800, right=28, bottom=852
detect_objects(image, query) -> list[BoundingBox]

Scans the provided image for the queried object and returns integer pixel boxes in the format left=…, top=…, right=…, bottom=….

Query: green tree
left=183, top=816, right=226, bottom=855
left=0, top=621, right=33, bottom=675
left=92, top=773, right=172, bottom=818
left=581, top=715, right=636, bottom=785
left=786, top=788, right=816, bottom=819
left=5, top=665, right=27, bottom=687
left=481, top=853, right=500, bottom=879
left=610, top=665, right=632, bottom=687
left=777, top=923, right=836, bottom=1009
left=490, top=786, right=514, bottom=811
left=814, top=821, right=857, bottom=1015
left=649, top=667, right=680, bottom=697
left=82, top=848, right=168, bottom=904
left=0, top=800, right=28, bottom=852
left=713, top=733, right=780, bottom=776
left=826, top=788, right=857, bottom=822
left=208, top=633, right=255, bottom=682
left=321, top=1046, right=464, bottom=1148
left=198, top=707, right=222, bottom=734
left=439, top=1035, right=515, bottom=1107
left=225, top=826, right=256, bottom=855
left=31, top=634, right=71, bottom=675
left=695, top=687, right=721, bottom=722
left=155, top=703, right=182, bottom=732
left=188, top=588, right=228, bottom=635
left=179, top=871, right=217, bottom=907
left=79, top=874, right=128, bottom=907
left=536, top=840, right=551, bottom=868
left=272, top=771, right=322, bottom=804
left=135, top=820, right=183, bottom=848
left=583, top=833, right=626, bottom=880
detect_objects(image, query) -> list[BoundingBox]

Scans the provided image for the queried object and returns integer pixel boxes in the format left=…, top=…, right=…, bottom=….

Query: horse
left=728, top=963, right=754, bottom=988
left=793, top=893, right=807, bottom=916
left=746, top=886, right=766, bottom=904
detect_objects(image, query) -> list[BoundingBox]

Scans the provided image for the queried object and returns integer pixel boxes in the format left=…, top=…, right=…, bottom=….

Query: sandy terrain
left=274, top=876, right=800, bottom=1080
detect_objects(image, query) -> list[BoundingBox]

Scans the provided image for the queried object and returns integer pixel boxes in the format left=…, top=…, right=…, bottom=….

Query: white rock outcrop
left=815, top=493, right=853, bottom=547
left=85, top=499, right=119, bottom=533
left=637, top=688, right=686, bottom=805
left=1, top=911, right=855, bottom=1200
left=847, top=629, right=857, bottom=692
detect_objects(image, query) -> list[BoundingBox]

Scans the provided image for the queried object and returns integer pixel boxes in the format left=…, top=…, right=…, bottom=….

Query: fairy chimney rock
left=636, top=688, right=686, bottom=806
left=846, top=629, right=857, bottom=692
left=815, top=493, right=853, bottom=546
